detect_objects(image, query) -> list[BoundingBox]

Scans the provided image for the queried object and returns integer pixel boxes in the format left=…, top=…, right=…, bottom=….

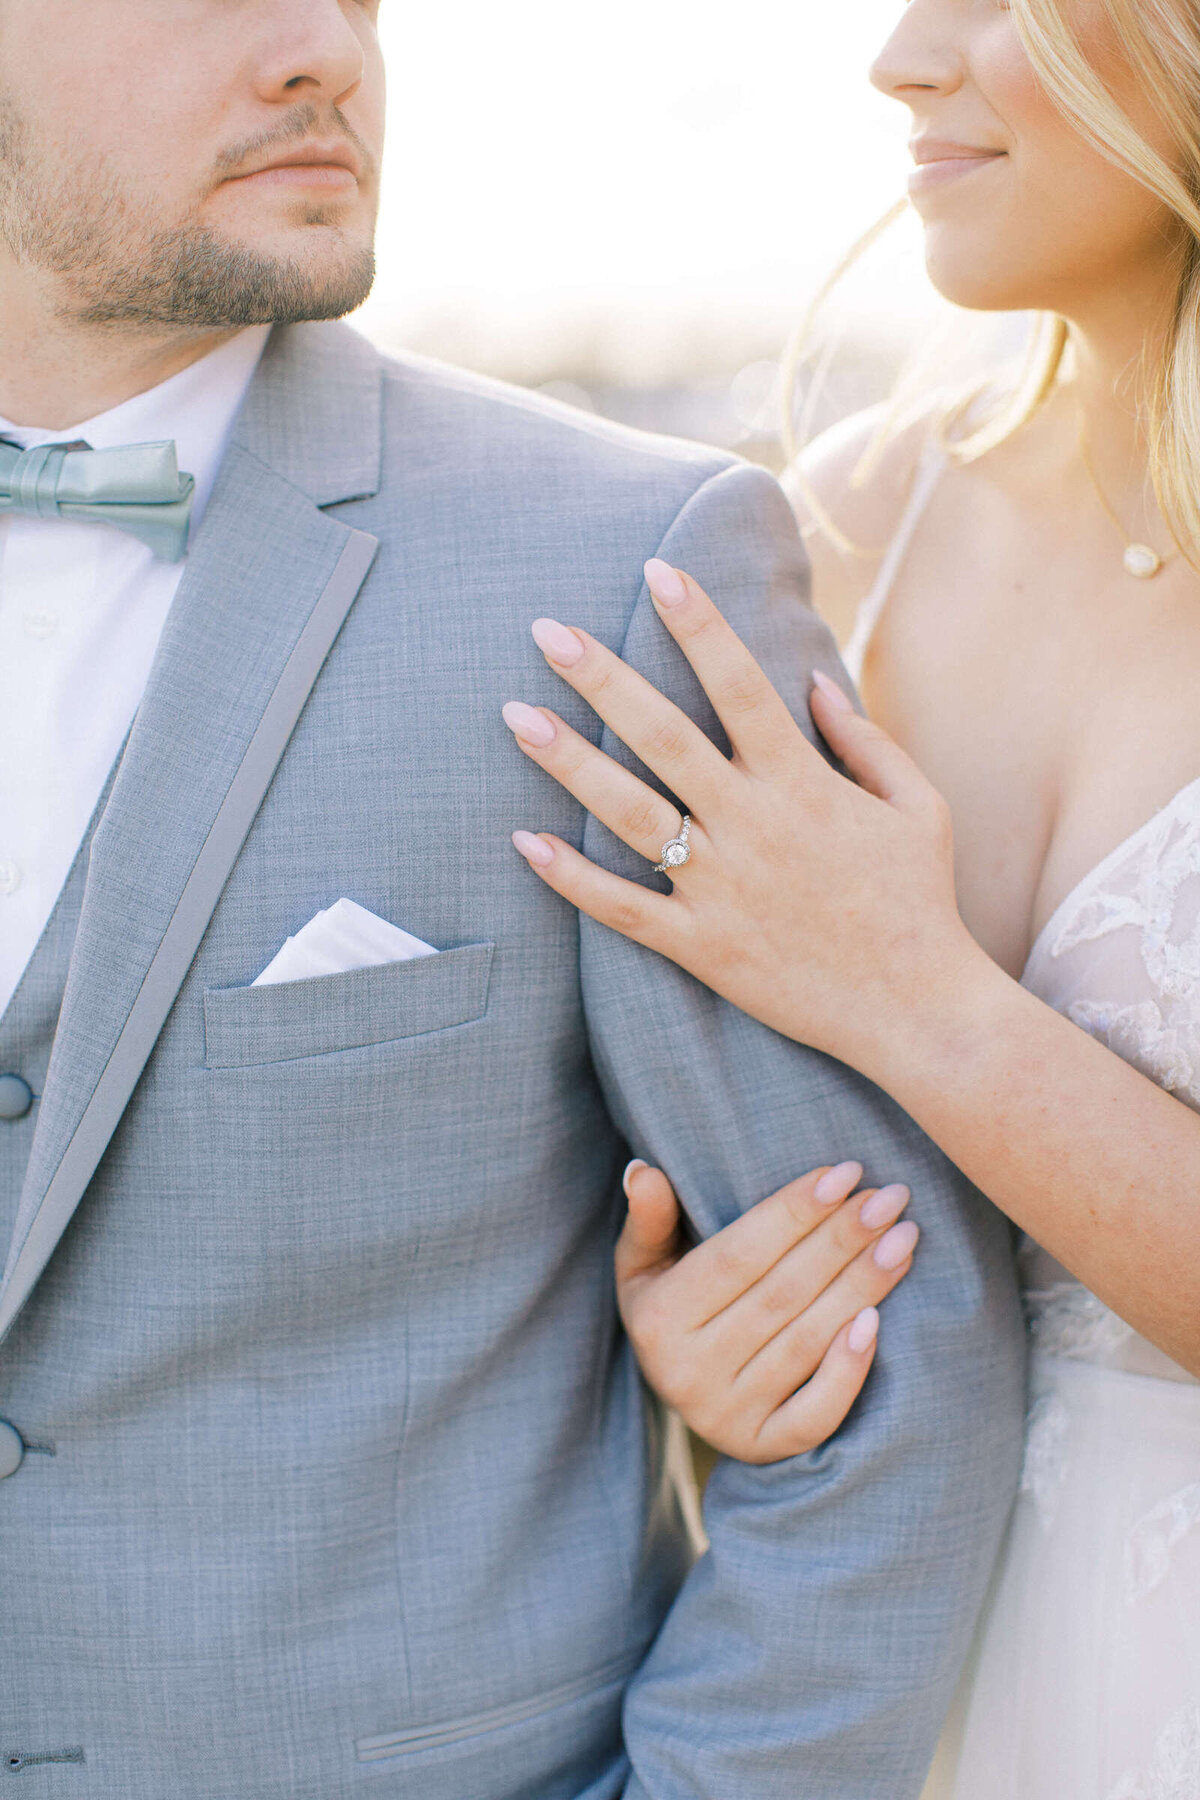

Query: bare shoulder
left=781, top=405, right=936, bottom=645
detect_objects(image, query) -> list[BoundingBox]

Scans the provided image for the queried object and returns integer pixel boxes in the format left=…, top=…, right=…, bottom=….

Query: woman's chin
left=922, top=240, right=1046, bottom=315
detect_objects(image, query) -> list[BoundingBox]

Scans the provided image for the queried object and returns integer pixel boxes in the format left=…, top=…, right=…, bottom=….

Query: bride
left=502, top=0, right=1200, bottom=1791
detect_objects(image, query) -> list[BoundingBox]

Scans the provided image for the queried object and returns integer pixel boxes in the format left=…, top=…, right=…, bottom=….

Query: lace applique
left=1125, top=1483, right=1200, bottom=1606
left=1067, top=1000, right=1199, bottom=1101
left=1030, top=784, right=1200, bottom=1116
left=1050, top=793, right=1200, bottom=991
left=1024, top=1281, right=1136, bottom=1363
left=1042, top=799, right=1200, bottom=1111
left=1019, top=1391, right=1071, bottom=1528
left=1106, top=1703, right=1200, bottom=1800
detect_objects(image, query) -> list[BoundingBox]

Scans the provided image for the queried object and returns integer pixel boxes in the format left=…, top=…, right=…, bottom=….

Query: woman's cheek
left=972, top=14, right=1060, bottom=146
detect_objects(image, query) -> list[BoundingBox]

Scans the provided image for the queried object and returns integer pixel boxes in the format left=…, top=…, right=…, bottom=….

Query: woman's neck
left=1062, top=275, right=1175, bottom=527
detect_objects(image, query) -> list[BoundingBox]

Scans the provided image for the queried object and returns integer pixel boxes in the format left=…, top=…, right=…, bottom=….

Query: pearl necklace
left=1078, top=429, right=1172, bottom=579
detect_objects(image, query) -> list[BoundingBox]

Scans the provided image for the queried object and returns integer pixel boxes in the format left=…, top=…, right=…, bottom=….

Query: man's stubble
left=0, top=95, right=376, bottom=329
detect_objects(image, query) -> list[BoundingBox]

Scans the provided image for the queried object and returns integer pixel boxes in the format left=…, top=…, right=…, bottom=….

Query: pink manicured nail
left=812, top=668, right=853, bottom=713
left=814, top=1161, right=863, bottom=1206
left=512, top=830, right=555, bottom=868
left=623, top=1159, right=648, bottom=1199
left=848, top=1307, right=880, bottom=1354
left=502, top=702, right=557, bottom=747
left=644, top=558, right=688, bottom=607
left=531, top=618, right=585, bottom=666
left=874, top=1220, right=920, bottom=1270
left=859, top=1183, right=910, bottom=1231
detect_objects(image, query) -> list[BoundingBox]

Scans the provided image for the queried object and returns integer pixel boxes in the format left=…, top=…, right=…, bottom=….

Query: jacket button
left=0, top=1421, right=24, bottom=1480
left=0, top=1074, right=33, bottom=1121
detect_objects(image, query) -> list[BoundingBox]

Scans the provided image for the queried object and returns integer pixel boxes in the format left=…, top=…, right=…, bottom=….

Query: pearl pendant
left=1123, top=543, right=1162, bottom=579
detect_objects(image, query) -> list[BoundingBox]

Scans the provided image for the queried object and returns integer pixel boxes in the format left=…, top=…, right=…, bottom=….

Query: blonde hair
left=788, top=0, right=1200, bottom=562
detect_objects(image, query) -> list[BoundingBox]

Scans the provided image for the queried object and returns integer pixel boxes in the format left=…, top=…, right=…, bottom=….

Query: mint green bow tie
left=0, top=438, right=196, bottom=563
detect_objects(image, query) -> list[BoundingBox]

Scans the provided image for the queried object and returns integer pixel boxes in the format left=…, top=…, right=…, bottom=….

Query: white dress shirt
left=0, top=325, right=271, bottom=1017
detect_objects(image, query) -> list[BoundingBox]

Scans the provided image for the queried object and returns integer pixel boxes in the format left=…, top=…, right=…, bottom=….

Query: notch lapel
left=0, top=324, right=383, bottom=1344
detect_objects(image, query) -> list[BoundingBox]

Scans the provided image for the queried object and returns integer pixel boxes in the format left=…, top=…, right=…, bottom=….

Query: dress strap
left=844, top=438, right=948, bottom=683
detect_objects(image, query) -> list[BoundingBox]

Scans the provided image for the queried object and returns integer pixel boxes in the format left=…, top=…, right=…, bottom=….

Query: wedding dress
left=839, top=444, right=1200, bottom=1798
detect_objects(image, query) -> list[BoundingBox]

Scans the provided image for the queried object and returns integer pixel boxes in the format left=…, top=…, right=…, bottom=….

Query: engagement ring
left=654, top=815, right=692, bottom=875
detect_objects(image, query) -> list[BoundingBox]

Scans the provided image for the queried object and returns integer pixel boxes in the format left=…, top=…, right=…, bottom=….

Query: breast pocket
left=203, top=943, right=495, bottom=1069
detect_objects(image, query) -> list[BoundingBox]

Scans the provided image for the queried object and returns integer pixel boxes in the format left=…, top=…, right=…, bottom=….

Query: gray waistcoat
left=0, top=832, right=92, bottom=1249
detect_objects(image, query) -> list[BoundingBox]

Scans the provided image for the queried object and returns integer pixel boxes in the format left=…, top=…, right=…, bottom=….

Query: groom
left=0, top=4, right=1025, bottom=1796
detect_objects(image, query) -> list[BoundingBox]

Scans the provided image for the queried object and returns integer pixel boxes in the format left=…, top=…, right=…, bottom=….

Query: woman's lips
left=908, top=146, right=1007, bottom=196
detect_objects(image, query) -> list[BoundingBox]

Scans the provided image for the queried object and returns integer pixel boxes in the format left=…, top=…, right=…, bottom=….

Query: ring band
left=654, top=814, right=692, bottom=875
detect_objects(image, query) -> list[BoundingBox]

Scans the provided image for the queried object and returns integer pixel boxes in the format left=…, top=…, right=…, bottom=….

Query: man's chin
left=222, top=252, right=378, bottom=326
left=199, top=221, right=378, bottom=322
left=76, top=229, right=377, bottom=330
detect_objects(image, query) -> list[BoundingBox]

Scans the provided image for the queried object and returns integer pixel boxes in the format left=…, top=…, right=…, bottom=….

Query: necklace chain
left=1077, top=424, right=1172, bottom=580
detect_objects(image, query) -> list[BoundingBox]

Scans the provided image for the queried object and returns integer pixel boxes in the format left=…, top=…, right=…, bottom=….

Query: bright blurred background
left=354, top=0, right=946, bottom=473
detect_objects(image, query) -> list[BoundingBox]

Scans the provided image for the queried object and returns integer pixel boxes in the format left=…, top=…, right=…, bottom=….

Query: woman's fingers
left=615, top=1162, right=685, bottom=1288
left=809, top=671, right=942, bottom=821
left=641, top=560, right=818, bottom=776
left=750, top=1311, right=880, bottom=1463
left=703, top=1179, right=910, bottom=1366
left=734, top=1222, right=918, bottom=1416
left=528, top=616, right=733, bottom=806
left=617, top=1163, right=878, bottom=1413
left=510, top=831, right=681, bottom=952
left=618, top=1165, right=918, bottom=1462
left=633, top=1162, right=867, bottom=1336
left=502, top=702, right=691, bottom=866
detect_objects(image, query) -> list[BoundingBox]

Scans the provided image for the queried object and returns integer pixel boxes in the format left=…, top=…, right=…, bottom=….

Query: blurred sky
left=355, top=0, right=937, bottom=372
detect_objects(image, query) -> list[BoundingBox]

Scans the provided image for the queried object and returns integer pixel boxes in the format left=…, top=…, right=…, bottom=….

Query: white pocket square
left=252, top=898, right=438, bottom=988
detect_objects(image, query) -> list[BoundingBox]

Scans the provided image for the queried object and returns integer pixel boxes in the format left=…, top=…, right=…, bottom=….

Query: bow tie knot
left=0, top=438, right=196, bottom=562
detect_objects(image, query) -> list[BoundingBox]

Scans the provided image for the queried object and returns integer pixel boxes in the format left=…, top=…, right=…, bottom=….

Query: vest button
left=0, top=1074, right=33, bottom=1121
left=0, top=1421, right=24, bottom=1480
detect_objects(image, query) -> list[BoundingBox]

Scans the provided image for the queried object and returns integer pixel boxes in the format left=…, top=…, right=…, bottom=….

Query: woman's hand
left=503, top=559, right=985, bottom=1079
left=616, top=1157, right=918, bottom=1464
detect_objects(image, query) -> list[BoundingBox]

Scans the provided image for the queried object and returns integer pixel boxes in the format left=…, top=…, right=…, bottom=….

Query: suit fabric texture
left=0, top=323, right=1026, bottom=1798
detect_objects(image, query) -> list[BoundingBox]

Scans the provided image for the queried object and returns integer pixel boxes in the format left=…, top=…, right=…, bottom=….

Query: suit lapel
left=0, top=324, right=383, bottom=1343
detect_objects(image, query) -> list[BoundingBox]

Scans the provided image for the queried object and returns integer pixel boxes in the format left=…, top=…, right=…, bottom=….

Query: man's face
left=0, top=0, right=386, bottom=328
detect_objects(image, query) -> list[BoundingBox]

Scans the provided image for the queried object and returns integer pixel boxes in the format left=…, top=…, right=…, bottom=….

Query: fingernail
left=623, top=1158, right=649, bottom=1200
left=814, top=1160, right=863, bottom=1205
left=848, top=1306, right=880, bottom=1354
left=502, top=701, right=557, bottom=747
left=644, top=558, right=688, bottom=607
left=859, top=1183, right=910, bottom=1231
left=531, top=617, right=585, bottom=666
left=874, top=1219, right=920, bottom=1270
left=512, top=830, right=555, bottom=867
left=812, top=668, right=853, bottom=713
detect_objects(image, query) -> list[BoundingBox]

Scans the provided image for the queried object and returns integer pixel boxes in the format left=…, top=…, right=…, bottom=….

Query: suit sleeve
left=578, top=461, right=1027, bottom=1799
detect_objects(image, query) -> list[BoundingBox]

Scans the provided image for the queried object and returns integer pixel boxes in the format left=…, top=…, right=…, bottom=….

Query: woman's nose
left=870, top=0, right=966, bottom=101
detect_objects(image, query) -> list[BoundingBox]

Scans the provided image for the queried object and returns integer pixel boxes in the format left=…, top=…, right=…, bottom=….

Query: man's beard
left=0, top=99, right=376, bottom=328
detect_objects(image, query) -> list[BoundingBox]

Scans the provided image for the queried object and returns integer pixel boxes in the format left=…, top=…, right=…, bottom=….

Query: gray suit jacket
left=0, top=322, right=1025, bottom=1799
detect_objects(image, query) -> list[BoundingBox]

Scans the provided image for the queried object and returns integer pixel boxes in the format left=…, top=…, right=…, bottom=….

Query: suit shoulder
left=332, top=332, right=806, bottom=646
left=373, top=345, right=743, bottom=501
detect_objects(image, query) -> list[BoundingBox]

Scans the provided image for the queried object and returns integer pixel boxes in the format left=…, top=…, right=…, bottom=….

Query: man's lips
left=221, top=142, right=363, bottom=190
left=908, top=138, right=1007, bottom=195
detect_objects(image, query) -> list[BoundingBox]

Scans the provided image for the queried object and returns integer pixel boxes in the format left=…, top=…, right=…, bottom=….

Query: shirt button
left=22, top=608, right=59, bottom=638
left=0, top=1075, right=34, bottom=1121
left=0, top=1421, right=25, bottom=1480
left=0, top=861, right=21, bottom=896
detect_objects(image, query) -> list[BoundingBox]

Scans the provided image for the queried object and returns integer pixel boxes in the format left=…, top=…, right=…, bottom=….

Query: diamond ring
left=654, top=814, right=692, bottom=875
